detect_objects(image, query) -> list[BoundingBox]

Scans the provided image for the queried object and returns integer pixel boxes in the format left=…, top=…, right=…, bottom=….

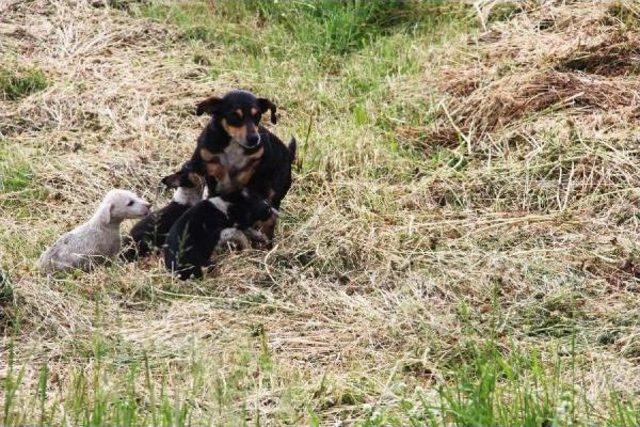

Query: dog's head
left=161, top=161, right=204, bottom=190
left=161, top=161, right=206, bottom=206
left=195, top=90, right=277, bottom=150
left=101, top=189, right=151, bottom=224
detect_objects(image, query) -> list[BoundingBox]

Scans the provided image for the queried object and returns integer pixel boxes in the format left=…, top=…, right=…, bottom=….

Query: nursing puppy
left=38, top=189, right=150, bottom=273
left=121, top=162, right=204, bottom=261
left=164, top=190, right=273, bottom=280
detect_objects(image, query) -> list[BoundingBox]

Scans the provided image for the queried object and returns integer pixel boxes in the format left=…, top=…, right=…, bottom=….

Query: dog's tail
left=288, top=137, right=297, bottom=162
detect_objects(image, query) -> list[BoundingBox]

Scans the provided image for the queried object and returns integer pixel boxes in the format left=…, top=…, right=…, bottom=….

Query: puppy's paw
left=218, top=228, right=251, bottom=251
left=244, top=228, right=272, bottom=249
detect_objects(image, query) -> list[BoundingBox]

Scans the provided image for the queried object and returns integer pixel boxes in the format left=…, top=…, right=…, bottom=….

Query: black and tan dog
left=192, top=90, right=296, bottom=202
left=190, top=89, right=296, bottom=242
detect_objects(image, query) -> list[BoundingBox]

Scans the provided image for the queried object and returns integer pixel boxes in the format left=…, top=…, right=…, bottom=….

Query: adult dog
left=190, top=89, right=296, bottom=242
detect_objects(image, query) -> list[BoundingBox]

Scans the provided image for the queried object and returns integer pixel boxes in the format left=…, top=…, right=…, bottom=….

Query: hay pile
left=426, top=0, right=640, bottom=145
left=405, top=0, right=640, bottom=222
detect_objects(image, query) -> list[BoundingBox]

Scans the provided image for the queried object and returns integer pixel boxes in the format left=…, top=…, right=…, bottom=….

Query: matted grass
left=2, top=0, right=640, bottom=425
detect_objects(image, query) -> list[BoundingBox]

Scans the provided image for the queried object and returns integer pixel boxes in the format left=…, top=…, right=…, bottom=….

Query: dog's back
left=164, top=191, right=273, bottom=280
left=164, top=199, right=229, bottom=280
left=249, top=132, right=296, bottom=209
left=122, top=202, right=191, bottom=260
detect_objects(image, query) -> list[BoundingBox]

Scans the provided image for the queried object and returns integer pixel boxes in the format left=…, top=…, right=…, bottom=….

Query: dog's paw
left=218, top=228, right=251, bottom=251
left=244, top=228, right=272, bottom=249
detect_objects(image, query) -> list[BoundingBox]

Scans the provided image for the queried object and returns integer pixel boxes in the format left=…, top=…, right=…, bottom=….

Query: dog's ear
left=257, top=98, right=277, bottom=124
left=161, top=171, right=182, bottom=188
left=187, top=172, right=204, bottom=188
left=196, top=96, right=223, bottom=116
left=98, top=202, right=112, bottom=225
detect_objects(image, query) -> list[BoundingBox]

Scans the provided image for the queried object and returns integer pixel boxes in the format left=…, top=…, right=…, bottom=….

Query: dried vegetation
left=2, top=0, right=640, bottom=424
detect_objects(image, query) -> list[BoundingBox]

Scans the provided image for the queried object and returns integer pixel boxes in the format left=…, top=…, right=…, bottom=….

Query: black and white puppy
left=164, top=190, right=273, bottom=280
left=121, top=162, right=204, bottom=261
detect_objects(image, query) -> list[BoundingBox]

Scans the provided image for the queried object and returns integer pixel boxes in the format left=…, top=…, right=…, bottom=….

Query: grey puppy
left=38, top=189, right=150, bottom=273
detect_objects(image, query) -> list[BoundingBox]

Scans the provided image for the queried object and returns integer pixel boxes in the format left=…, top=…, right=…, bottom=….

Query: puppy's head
left=161, top=161, right=204, bottom=190
left=161, top=161, right=205, bottom=206
left=196, top=90, right=277, bottom=150
left=101, top=189, right=151, bottom=224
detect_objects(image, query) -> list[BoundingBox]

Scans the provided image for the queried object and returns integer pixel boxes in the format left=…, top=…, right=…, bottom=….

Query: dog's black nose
left=246, top=133, right=260, bottom=147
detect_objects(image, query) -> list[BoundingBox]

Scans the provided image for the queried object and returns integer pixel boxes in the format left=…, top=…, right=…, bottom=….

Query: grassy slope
left=1, top=0, right=640, bottom=425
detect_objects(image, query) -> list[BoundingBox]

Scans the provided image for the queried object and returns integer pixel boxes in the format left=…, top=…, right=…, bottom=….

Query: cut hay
left=422, top=0, right=640, bottom=145
left=443, top=69, right=639, bottom=136
left=558, top=31, right=640, bottom=76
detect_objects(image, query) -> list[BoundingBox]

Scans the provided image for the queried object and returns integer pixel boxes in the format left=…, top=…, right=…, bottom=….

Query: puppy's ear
left=196, top=96, right=223, bottom=116
left=183, top=159, right=206, bottom=175
left=161, top=171, right=182, bottom=188
left=98, top=203, right=112, bottom=225
left=187, top=172, right=204, bottom=188
left=257, top=98, right=277, bottom=124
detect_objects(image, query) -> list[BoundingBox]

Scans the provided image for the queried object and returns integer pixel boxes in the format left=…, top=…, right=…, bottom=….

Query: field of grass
left=2, top=0, right=640, bottom=424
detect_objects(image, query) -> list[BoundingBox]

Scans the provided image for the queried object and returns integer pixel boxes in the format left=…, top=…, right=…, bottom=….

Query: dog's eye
left=228, top=112, right=242, bottom=121
left=226, top=113, right=242, bottom=126
left=127, top=200, right=134, bottom=206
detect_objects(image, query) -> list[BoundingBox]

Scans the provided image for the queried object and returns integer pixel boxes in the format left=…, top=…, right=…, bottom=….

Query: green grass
left=0, top=67, right=47, bottom=101
left=1, top=325, right=317, bottom=425
left=0, top=159, right=32, bottom=193
left=0, top=145, right=47, bottom=210
left=142, top=0, right=470, bottom=59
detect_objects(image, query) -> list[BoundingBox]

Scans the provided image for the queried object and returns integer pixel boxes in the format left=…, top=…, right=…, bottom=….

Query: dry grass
left=426, top=1, right=640, bottom=141
left=2, top=0, right=640, bottom=425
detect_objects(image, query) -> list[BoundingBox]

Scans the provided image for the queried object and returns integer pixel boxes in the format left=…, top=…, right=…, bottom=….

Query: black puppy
left=121, top=162, right=204, bottom=261
left=164, top=190, right=273, bottom=280
left=190, top=89, right=296, bottom=241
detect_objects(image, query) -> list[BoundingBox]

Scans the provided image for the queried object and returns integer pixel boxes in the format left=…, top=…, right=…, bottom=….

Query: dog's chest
left=222, top=143, right=250, bottom=169
left=201, top=142, right=264, bottom=192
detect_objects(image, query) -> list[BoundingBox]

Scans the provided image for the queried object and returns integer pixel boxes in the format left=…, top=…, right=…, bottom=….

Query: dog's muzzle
left=239, top=133, right=261, bottom=150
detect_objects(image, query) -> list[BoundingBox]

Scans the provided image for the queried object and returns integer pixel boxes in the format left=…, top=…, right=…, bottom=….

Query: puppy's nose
left=246, top=133, right=260, bottom=147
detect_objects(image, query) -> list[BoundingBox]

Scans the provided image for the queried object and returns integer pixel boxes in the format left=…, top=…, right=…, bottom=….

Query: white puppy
left=38, top=189, right=150, bottom=273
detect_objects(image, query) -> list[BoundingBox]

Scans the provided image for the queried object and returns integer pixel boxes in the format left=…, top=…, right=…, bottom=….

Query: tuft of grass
left=140, top=0, right=472, bottom=64
left=242, top=0, right=465, bottom=57
left=0, top=161, right=32, bottom=193
left=431, top=343, right=566, bottom=426
left=0, top=145, right=47, bottom=210
left=0, top=67, right=47, bottom=101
